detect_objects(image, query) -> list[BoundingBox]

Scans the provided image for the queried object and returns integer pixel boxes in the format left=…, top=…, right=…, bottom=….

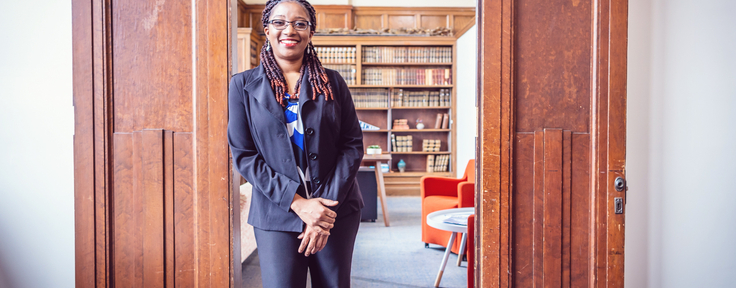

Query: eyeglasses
left=268, top=19, right=311, bottom=31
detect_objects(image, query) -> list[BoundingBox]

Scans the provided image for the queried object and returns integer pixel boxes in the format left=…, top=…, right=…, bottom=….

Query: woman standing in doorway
left=227, top=0, right=364, bottom=287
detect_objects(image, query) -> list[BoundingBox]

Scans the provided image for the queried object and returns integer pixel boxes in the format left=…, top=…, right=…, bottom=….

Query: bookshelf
left=313, top=36, right=458, bottom=195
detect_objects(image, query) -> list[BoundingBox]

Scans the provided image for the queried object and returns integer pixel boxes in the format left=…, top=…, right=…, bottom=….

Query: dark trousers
left=254, top=209, right=361, bottom=288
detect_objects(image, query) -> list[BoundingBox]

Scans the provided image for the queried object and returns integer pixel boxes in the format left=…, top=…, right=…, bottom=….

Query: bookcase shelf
left=312, top=36, right=458, bottom=194
left=362, top=129, right=389, bottom=133
left=355, top=107, right=389, bottom=111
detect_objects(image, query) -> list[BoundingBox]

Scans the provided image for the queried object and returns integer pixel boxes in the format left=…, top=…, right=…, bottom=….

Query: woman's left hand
left=297, top=224, right=330, bottom=257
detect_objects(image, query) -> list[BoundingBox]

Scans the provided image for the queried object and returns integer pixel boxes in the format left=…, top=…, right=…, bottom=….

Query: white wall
left=455, top=25, right=478, bottom=175
left=625, top=0, right=653, bottom=286
left=626, top=0, right=736, bottom=287
left=0, top=1, right=75, bottom=288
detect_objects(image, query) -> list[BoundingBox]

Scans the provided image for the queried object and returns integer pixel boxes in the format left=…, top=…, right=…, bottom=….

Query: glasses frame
left=267, top=19, right=312, bottom=31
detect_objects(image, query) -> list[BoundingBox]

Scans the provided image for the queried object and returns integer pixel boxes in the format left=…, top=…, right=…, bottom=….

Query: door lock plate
left=614, top=197, right=624, bottom=214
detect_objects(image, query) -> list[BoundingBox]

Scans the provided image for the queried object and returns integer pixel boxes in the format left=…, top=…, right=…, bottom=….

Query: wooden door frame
left=474, top=0, right=627, bottom=287
left=73, top=0, right=233, bottom=286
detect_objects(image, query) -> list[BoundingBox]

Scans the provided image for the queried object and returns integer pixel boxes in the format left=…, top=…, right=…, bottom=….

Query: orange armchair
left=421, top=159, right=475, bottom=254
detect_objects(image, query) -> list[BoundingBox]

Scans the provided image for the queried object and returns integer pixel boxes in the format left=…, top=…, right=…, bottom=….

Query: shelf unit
left=313, top=36, right=457, bottom=195
left=235, top=28, right=264, bottom=73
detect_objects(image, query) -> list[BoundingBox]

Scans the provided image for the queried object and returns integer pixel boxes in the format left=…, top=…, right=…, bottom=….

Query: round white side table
left=426, top=207, right=474, bottom=288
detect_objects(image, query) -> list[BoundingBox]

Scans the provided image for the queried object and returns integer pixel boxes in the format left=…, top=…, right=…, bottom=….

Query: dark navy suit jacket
left=228, top=64, right=365, bottom=232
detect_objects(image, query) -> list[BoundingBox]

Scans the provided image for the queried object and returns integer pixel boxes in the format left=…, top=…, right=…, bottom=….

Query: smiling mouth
left=279, top=39, right=300, bottom=47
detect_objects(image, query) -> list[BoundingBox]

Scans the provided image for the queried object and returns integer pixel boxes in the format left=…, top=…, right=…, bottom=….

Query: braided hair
left=261, top=0, right=334, bottom=107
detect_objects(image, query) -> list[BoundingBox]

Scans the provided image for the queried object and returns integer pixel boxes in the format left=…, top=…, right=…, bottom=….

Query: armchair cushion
left=421, top=196, right=462, bottom=253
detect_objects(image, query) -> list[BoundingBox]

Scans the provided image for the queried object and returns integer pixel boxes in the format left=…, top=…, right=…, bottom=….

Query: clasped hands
left=290, top=194, right=338, bottom=257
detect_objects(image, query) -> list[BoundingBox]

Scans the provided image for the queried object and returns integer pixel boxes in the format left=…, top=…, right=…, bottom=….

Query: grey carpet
left=242, top=196, right=468, bottom=288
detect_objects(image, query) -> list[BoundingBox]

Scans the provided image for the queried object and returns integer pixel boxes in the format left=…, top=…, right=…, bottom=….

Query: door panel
left=512, top=130, right=592, bottom=287
left=476, top=0, right=627, bottom=287
left=73, top=0, right=232, bottom=286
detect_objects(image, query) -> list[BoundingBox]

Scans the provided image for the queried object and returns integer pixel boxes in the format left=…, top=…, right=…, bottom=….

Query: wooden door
left=474, top=0, right=627, bottom=287
left=72, top=0, right=233, bottom=287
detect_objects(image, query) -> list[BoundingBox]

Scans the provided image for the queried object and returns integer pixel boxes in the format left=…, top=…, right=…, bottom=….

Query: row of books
left=250, top=40, right=258, bottom=65
left=362, top=68, right=452, bottom=86
left=392, top=119, right=410, bottom=130
left=391, top=89, right=451, bottom=107
left=317, top=47, right=356, bottom=63
left=391, top=134, right=413, bottom=152
left=323, top=65, right=357, bottom=85
left=422, top=139, right=442, bottom=152
left=350, top=88, right=389, bottom=108
left=426, top=155, right=450, bottom=172
left=362, top=46, right=453, bottom=63
left=434, top=113, right=450, bottom=129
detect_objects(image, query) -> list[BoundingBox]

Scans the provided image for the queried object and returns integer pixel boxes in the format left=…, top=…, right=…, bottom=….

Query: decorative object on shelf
left=366, top=145, right=382, bottom=155
left=416, top=119, right=425, bottom=130
left=397, top=159, right=406, bottom=173
left=359, top=120, right=380, bottom=131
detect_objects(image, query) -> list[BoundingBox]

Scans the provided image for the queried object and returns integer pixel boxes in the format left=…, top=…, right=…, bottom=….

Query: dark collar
left=244, top=64, right=314, bottom=124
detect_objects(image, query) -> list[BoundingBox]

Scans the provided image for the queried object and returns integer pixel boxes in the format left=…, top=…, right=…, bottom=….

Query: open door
left=72, top=0, right=233, bottom=286
left=474, top=0, right=627, bottom=287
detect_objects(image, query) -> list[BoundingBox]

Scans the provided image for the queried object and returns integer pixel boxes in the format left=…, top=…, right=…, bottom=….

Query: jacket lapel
left=298, top=66, right=313, bottom=110
left=245, top=65, right=286, bottom=125
left=298, top=67, right=326, bottom=128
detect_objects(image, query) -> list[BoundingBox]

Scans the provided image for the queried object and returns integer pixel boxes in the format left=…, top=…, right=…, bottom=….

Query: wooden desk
left=361, top=154, right=392, bottom=227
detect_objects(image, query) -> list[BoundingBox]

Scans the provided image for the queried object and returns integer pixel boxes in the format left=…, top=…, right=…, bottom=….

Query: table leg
left=374, top=161, right=390, bottom=227
left=457, top=233, right=467, bottom=266
left=434, top=232, right=457, bottom=287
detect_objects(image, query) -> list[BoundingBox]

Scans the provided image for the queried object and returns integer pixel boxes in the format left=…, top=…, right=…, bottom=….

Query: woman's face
left=264, top=2, right=314, bottom=63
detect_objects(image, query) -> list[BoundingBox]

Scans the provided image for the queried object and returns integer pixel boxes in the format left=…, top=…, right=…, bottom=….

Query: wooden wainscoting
left=237, top=1, right=475, bottom=38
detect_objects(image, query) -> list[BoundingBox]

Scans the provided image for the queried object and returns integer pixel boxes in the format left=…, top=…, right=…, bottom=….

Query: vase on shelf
left=397, top=159, right=406, bottom=173
left=416, top=118, right=424, bottom=130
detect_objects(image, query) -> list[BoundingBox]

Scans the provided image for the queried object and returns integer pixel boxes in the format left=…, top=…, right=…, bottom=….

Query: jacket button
left=306, top=128, right=314, bottom=135
left=313, top=178, right=321, bottom=184
left=309, top=153, right=318, bottom=160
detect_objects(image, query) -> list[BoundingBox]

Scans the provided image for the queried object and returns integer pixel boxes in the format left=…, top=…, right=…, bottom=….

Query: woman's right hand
left=290, top=195, right=338, bottom=230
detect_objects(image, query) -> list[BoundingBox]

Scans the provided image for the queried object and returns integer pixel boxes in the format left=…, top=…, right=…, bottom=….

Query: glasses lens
left=270, top=19, right=286, bottom=29
left=294, top=21, right=309, bottom=30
